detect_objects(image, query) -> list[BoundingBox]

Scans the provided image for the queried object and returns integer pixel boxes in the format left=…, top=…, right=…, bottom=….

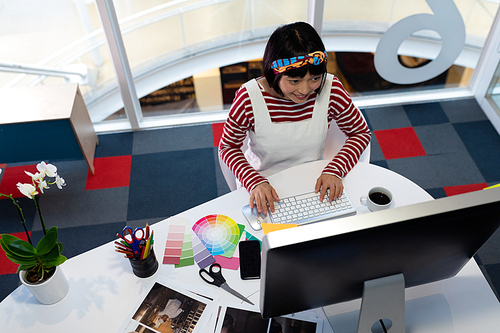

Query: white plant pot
left=19, top=265, right=69, bottom=304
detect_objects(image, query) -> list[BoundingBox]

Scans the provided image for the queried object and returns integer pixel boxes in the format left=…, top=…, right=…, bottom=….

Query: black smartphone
left=239, top=240, right=261, bottom=280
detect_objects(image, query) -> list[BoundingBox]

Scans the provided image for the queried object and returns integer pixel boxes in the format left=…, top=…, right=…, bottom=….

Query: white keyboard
left=269, top=191, right=356, bottom=225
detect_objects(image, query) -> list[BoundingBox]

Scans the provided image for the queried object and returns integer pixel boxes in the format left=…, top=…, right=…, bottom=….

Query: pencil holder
left=128, top=248, right=159, bottom=278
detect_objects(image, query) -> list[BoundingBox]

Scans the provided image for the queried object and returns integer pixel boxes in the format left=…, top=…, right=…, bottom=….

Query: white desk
left=1, top=161, right=499, bottom=332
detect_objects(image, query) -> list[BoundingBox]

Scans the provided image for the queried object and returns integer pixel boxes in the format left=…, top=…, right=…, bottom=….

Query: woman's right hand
left=249, top=182, right=280, bottom=215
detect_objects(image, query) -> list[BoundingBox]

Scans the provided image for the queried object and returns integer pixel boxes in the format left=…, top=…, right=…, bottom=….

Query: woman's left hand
left=315, top=174, right=343, bottom=202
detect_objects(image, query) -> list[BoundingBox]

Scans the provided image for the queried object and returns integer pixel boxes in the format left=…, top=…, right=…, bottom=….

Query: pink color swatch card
left=163, top=217, right=188, bottom=265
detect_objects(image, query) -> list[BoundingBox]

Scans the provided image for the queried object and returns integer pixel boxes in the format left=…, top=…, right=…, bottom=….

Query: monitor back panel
left=260, top=187, right=500, bottom=318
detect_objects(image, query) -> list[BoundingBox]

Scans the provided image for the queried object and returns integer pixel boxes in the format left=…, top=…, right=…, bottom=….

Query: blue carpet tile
left=127, top=148, right=219, bottom=220
left=1, top=97, right=499, bottom=304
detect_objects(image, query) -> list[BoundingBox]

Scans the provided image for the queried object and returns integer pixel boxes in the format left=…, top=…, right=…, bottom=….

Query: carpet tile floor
left=1, top=97, right=499, bottom=304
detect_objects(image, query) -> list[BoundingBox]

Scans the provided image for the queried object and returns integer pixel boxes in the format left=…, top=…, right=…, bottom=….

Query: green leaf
left=5, top=252, right=37, bottom=266
left=17, top=264, right=36, bottom=273
left=44, top=255, right=67, bottom=268
left=0, top=234, right=20, bottom=245
left=36, top=227, right=58, bottom=255
left=1, top=234, right=23, bottom=252
left=1, top=241, right=35, bottom=260
left=0, top=241, right=19, bottom=258
left=41, top=244, right=61, bottom=262
left=9, top=240, right=36, bottom=257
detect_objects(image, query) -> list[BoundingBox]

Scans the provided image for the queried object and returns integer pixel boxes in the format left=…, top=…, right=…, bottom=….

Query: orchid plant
left=17, top=161, right=66, bottom=235
left=0, top=162, right=67, bottom=283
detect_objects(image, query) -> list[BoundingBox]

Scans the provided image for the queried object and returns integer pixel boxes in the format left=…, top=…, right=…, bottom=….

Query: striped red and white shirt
left=219, top=76, right=371, bottom=191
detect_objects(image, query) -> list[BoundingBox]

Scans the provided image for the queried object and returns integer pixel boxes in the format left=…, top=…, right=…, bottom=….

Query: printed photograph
left=217, top=307, right=321, bottom=333
left=128, top=282, right=208, bottom=333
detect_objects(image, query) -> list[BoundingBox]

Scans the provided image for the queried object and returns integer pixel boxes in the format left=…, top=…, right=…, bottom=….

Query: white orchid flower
left=55, top=175, right=66, bottom=189
left=37, top=161, right=57, bottom=178
left=39, top=180, right=49, bottom=194
left=0, top=168, right=2, bottom=175
left=25, top=170, right=44, bottom=184
left=17, top=182, right=38, bottom=199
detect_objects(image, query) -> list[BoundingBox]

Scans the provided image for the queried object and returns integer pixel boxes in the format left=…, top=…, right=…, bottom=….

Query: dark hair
left=262, top=22, right=327, bottom=96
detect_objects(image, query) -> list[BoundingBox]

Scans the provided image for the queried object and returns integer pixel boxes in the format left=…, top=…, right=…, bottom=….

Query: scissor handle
left=199, top=263, right=225, bottom=287
left=121, top=227, right=142, bottom=254
left=122, top=227, right=145, bottom=242
left=133, top=227, right=145, bottom=241
left=122, top=227, right=135, bottom=244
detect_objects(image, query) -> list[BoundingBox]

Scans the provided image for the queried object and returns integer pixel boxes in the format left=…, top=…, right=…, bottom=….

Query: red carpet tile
left=0, top=231, right=32, bottom=275
left=375, top=127, right=427, bottom=160
left=444, top=183, right=489, bottom=196
left=0, top=164, right=38, bottom=199
left=211, top=122, right=225, bottom=147
left=85, top=155, right=132, bottom=190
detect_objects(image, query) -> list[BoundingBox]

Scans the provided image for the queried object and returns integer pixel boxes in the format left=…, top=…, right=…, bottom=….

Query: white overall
left=244, top=74, right=333, bottom=178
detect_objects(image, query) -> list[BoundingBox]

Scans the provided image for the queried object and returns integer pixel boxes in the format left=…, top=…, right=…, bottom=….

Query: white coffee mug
left=360, top=187, right=393, bottom=212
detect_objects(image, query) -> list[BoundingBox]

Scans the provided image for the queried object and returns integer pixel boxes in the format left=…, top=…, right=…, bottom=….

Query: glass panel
left=458, top=0, right=498, bottom=39
left=132, top=0, right=498, bottom=123
left=329, top=51, right=471, bottom=97
left=140, top=77, right=197, bottom=117
left=0, top=0, right=120, bottom=121
left=322, top=0, right=498, bottom=96
left=2, top=0, right=499, bottom=129
left=324, top=0, right=396, bottom=22
left=251, top=0, right=308, bottom=28
left=112, top=0, right=307, bottom=119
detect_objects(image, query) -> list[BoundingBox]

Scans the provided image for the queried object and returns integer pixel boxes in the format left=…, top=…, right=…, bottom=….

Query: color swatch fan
left=192, top=214, right=241, bottom=256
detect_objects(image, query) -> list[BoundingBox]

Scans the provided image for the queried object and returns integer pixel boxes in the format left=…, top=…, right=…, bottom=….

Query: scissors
left=199, top=263, right=254, bottom=305
left=121, top=227, right=146, bottom=255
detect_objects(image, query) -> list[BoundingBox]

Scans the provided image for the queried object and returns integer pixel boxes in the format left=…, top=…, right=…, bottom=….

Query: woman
left=219, top=22, right=371, bottom=214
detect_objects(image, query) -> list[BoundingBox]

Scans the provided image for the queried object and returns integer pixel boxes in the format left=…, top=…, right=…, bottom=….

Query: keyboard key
left=269, top=191, right=356, bottom=225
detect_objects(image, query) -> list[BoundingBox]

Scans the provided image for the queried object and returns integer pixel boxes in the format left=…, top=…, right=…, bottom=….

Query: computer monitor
left=260, top=186, right=500, bottom=331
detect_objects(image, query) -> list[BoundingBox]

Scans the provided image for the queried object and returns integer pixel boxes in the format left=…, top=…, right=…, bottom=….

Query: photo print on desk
left=214, top=306, right=323, bottom=333
left=118, top=281, right=214, bottom=333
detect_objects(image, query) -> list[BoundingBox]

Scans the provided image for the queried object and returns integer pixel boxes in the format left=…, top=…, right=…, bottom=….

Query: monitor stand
left=357, top=273, right=405, bottom=333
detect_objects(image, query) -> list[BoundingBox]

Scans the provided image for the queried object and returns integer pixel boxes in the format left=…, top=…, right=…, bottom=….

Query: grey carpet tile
left=363, top=104, right=412, bottom=130
left=440, top=99, right=489, bottom=123
left=33, top=187, right=129, bottom=231
left=386, top=152, right=485, bottom=190
left=132, top=124, right=214, bottom=155
left=366, top=134, right=385, bottom=162
left=213, top=147, right=231, bottom=197
left=414, top=123, right=468, bottom=155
